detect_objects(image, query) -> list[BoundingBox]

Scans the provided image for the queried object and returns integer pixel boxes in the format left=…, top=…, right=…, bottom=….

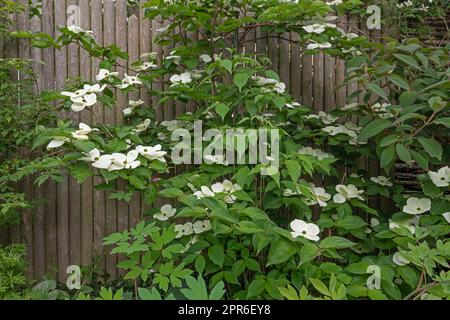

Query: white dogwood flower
left=200, top=54, right=212, bottom=63
left=108, top=150, right=141, bottom=171
left=67, top=25, right=93, bottom=36
left=193, top=220, right=212, bottom=234
left=92, top=155, right=113, bottom=170
left=298, top=147, right=333, bottom=160
left=47, top=137, right=69, bottom=150
left=283, top=189, right=299, bottom=197
left=81, top=148, right=101, bottom=163
left=154, top=204, right=176, bottom=221
left=393, top=252, right=410, bottom=266
left=333, top=184, right=364, bottom=203
left=290, top=219, right=320, bottom=241
left=306, top=42, right=332, bottom=50
left=136, top=145, right=167, bottom=162
left=72, top=123, right=98, bottom=140
left=403, top=197, right=431, bottom=215
left=307, top=187, right=331, bottom=207
left=170, top=72, right=192, bottom=85
left=83, top=84, right=107, bottom=94
left=211, top=180, right=241, bottom=204
left=274, top=82, right=286, bottom=94
left=117, top=74, right=142, bottom=89
left=193, top=186, right=216, bottom=200
left=175, top=222, right=194, bottom=238
left=133, top=119, right=151, bottom=133
left=96, top=69, right=119, bottom=81
left=123, top=99, right=145, bottom=115
left=428, top=166, right=450, bottom=187
left=135, top=61, right=157, bottom=71
left=389, top=218, right=417, bottom=235
left=303, top=23, right=326, bottom=34
left=370, top=176, right=394, bottom=187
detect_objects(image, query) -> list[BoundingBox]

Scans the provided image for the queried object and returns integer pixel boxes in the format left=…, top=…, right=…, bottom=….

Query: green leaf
left=247, top=278, right=266, bottom=298
left=380, top=145, right=396, bottom=169
left=336, top=216, right=366, bottom=230
left=70, top=163, right=92, bottom=184
left=417, top=137, right=443, bottom=160
left=219, top=59, right=233, bottom=73
left=285, top=160, right=301, bottom=182
left=267, top=238, right=298, bottom=266
left=138, top=287, right=162, bottom=300
left=209, top=281, right=226, bottom=300
left=379, top=135, right=399, bottom=147
left=433, top=117, right=450, bottom=128
left=208, top=244, right=225, bottom=267
left=387, top=75, right=410, bottom=91
left=320, top=236, right=355, bottom=249
left=359, top=119, right=391, bottom=141
left=393, top=54, right=422, bottom=70
left=395, top=143, right=412, bottom=164
left=410, top=150, right=428, bottom=170
left=158, top=188, right=184, bottom=198
left=278, top=285, right=300, bottom=300
left=366, top=83, right=389, bottom=101
left=129, top=175, right=146, bottom=190
left=233, top=73, right=249, bottom=92
left=214, top=103, right=230, bottom=121
left=309, top=278, right=330, bottom=297
left=299, top=242, right=319, bottom=265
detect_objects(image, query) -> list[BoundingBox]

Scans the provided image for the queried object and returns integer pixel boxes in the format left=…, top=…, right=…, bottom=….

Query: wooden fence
left=1, top=0, right=386, bottom=281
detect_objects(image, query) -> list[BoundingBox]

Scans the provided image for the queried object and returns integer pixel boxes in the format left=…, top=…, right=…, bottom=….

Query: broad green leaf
left=267, top=238, right=298, bottom=266
left=233, top=73, right=249, bottom=92
left=394, top=54, right=422, bottom=70
left=366, top=83, right=389, bottom=101
left=285, top=160, right=301, bottom=182
left=208, top=244, right=225, bottom=267
left=320, top=236, right=355, bottom=249
left=359, top=119, right=392, bottom=141
left=247, top=278, right=266, bottom=298
left=395, top=143, right=412, bottom=164
left=387, top=75, right=410, bottom=91
left=309, top=278, right=330, bottom=297
left=417, top=137, right=443, bottom=160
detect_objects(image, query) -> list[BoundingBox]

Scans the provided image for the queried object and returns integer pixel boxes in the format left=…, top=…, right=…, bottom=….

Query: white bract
left=61, top=89, right=98, bottom=112
left=393, top=252, right=410, bottom=266
left=96, top=69, right=119, bottom=81
left=428, top=166, right=450, bottom=187
left=370, top=176, right=394, bottom=187
left=72, top=123, right=98, bottom=140
left=200, top=54, right=212, bottom=63
left=47, top=137, right=70, bottom=150
left=136, top=145, right=167, bottom=162
left=193, top=220, right=212, bottom=234
left=117, top=74, right=142, bottom=89
left=67, top=25, right=93, bottom=36
left=389, top=217, right=418, bottom=235
left=170, top=72, right=192, bottom=85
left=307, top=187, right=331, bottom=207
left=306, top=42, right=332, bottom=50
left=135, top=61, right=157, bottom=71
left=81, top=148, right=101, bottom=163
left=175, top=222, right=194, bottom=238
left=109, top=150, right=141, bottom=171
left=303, top=23, right=326, bottom=34
left=290, top=219, right=320, bottom=242
left=333, top=184, right=364, bottom=203
left=123, top=99, right=145, bottom=115
left=443, top=212, right=450, bottom=224
left=211, top=180, right=241, bottom=204
left=298, top=147, right=333, bottom=160
left=403, top=197, right=431, bottom=215
left=153, top=204, right=176, bottom=221
left=133, top=119, right=151, bottom=133
left=283, top=189, right=299, bottom=197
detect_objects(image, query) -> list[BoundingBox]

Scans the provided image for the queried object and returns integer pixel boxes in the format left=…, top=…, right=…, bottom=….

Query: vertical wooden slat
left=128, top=14, right=142, bottom=228
left=151, top=17, right=164, bottom=121
left=54, top=0, right=70, bottom=282
left=79, top=0, right=94, bottom=268
left=300, top=51, right=313, bottom=106
left=67, top=0, right=82, bottom=270
left=139, top=0, right=152, bottom=107
left=91, top=0, right=107, bottom=277
left=17, top=0, right=34, bottom=278
left=336, top=15, right=347, bottom=108
left=42, top=0, right=58, bottom=277
left=267, top=33, right=279, bottom=73
left=290, top=33, right=301, bottom=102
left=103, top=0, right=119, bottom=277
left=279, top=34, right=290, bottom=90
left=30, top=15, right=46, bottom=278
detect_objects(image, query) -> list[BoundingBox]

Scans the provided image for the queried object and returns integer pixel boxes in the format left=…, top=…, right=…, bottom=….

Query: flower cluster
left=193, top=180, right=241, bottom=204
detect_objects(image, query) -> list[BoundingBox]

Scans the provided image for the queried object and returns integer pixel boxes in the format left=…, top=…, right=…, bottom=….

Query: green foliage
left=11, top=0, right=450, bottom=301
left=0, top=245, right=27, bottom=299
